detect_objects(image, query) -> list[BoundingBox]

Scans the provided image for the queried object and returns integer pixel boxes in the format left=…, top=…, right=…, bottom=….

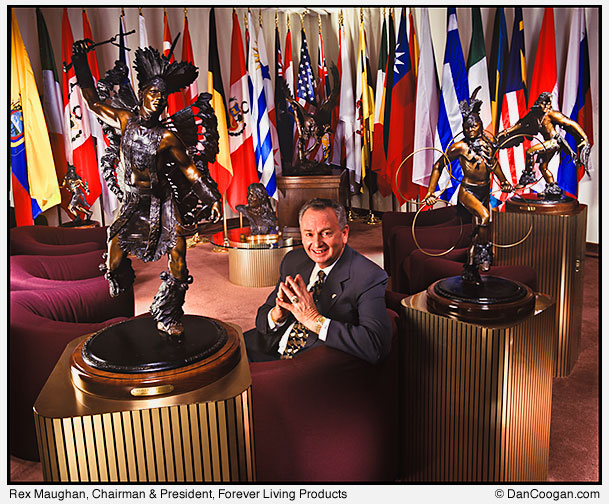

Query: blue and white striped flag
left=247, top=12, right=277, bottom=199
left=432, top=8, right=469, bottom=204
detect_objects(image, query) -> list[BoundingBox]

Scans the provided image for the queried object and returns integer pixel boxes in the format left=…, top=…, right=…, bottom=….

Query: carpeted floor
left=9, top=219, right=599, bottom=482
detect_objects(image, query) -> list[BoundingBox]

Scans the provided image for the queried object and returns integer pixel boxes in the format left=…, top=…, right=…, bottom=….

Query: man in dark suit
left=245, top=198, right=392, bottom=364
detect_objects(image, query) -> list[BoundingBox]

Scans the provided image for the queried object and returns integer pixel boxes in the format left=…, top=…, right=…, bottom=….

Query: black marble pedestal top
left=433, top=275, right=529, bottom=305
left=81, top=315, right=227, bottom=373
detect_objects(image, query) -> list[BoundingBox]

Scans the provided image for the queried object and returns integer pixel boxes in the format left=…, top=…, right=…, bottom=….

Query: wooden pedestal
left=400, top=292, right=555, bottom=482
left=493, top=201, right=587, bottom=376
left=276, top=170, right=346, bottom=230
left=34, top=318, right=255, bottom=482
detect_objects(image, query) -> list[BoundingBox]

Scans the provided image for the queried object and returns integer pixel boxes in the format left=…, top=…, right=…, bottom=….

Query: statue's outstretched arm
left=71, top=40, right=129, bottom=131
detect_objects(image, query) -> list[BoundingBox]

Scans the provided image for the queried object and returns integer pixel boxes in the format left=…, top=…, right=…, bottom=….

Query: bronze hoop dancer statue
left=422, top=87, right=513, bottom=286
left=71, top=39, right=222, bottom=337
left=496, top=91, right=591, bottom=199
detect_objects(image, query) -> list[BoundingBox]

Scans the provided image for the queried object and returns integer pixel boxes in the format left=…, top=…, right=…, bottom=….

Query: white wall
left=12, top=5, right=599, bottom=243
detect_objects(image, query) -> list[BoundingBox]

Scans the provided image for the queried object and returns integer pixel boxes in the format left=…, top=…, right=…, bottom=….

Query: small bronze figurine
left=236, top=182, right=278, bottom=236
left=423, top=87, right=513, bottom=285
left=496, top=91, right=591, bottom=199
left=281, top=64, right=339, bottom=174
left=71, top=39, right=222, bottom=337
left=61, top=163, right=93, bottom=224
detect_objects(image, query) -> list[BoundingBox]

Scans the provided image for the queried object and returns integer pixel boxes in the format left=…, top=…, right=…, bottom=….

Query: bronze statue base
left=506, top=192, right=579, bottom=215
left=71, top=314, right=241, bottom=399
left=282, top=160, right=333, bottom=176
left=426, top=276, right=535, bottom=324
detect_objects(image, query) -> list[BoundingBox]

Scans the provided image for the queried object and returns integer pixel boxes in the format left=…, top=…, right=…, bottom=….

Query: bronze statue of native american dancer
left=71, top=39, right=222, bottom=337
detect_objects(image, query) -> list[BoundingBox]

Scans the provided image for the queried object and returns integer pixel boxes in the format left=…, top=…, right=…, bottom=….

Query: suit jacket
left=254, top=244, right=392, bottom=364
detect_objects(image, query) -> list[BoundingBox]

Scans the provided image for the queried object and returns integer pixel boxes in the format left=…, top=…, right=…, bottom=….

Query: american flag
left=297, top=29, right=316, bottom=106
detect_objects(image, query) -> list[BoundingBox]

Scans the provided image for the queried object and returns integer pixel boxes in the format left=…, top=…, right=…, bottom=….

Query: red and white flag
left=331, top=18, right=356, bottom=188
left=181, top=13, right=199, bottom=106
left=226, top=10, right=259, bottom=211
left=163, top=11, right=185, bottom=115
left=83, top=9, right=118, bottom=220
left=61, top=8, right=101, bottom=211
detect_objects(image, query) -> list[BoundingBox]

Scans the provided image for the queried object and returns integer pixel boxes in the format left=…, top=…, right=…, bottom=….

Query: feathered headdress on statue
left=459, top=86, right=483, bottom=125
left=133, top=45, right=198, bottom=96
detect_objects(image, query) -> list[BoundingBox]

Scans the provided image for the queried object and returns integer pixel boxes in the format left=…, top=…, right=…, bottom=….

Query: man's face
left=300, top=207, right=349, bottom=268
left=140, top=85, right=167, bottom=117
left=464, top=119, right=482, bottom=140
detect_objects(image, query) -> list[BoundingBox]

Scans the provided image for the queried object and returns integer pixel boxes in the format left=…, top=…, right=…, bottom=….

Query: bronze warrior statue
left=61, top=163, right=93, bottom=223
left=236, top=182, right=278, bottom=236
left=423, top=87, right=513, bottom=286
left=280, top=64, right=339, bottom=171
left=496, top=91, right=591, bottom=199
left=71, top=40, right=222, bottom=337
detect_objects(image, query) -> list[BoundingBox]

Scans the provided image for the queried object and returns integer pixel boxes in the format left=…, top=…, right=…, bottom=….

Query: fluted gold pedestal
left=34, top=322, right=255, bottom=483
left=400, top=292, right=555, bottom=482
left=227, top=246, right=293, bottom=287
left=212, top=228, right=296, bottom=288
left=493, top=203, right=587, bottom=376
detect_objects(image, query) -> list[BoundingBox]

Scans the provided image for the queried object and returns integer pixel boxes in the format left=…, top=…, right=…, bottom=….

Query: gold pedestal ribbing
left=400, top=292, right=555, bottom=482
left=34, top=320, right=255, bottom=483
left=493, top=202, right=587, bottom=376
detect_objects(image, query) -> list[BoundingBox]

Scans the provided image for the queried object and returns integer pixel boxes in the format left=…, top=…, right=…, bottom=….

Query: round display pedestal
left=71, top=314, right=241, bottom=400
left=506, top=192, right=579, bottom=214
left=426, top=275, right=535, bottom=324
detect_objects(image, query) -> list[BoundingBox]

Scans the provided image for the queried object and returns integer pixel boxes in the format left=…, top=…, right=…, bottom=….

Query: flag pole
left=212, top=193, right=229, bottom=253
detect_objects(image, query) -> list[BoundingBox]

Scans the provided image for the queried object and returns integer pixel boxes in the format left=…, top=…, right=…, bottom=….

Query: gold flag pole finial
left=338, top=10, right=343, bottom=28
left=360, top=8, right=364, bottom=24
left=138, top=7, right=142, bottom=16
left=259, top=9, right=262, bottom=29
left=163, top=8, right=167, bottom=16
left=287, top=15, right=290, bottom=31
left=318, top=13, right=322, bottom=33
left=299, top=12, right=305, bottom=34
left=184, top=7, right=188, bottom=18
left=275, top=11, right=278, bottom=29
left=121, top=7, right=125, bottom=17
left=244, top=11, right=248, bottom=30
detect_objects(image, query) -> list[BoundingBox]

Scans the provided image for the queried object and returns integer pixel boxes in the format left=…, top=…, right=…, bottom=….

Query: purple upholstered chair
left=406, top=247, right=538, bottom=294
left=10, top=249, right=107, bottom=291
left=381, top=205, right=459, bottom=275
left=9, top=283, right=134, bottom=461
left=248, top=310, right=399, bottom=482
left=10, top=225, right=107, bottom=256
left=388, top=222, right=474, bottom=294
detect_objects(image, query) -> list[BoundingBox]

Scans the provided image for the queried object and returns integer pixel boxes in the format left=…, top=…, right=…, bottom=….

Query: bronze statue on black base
left=421, top=88, right=535, bottom=322
left=60, top=163, right=93, bottom=225
left=280, top=64, right=339, bottom=176
left=236, top=182, right=278, bottom=236
left=496, top=91, right=591, bottom=200
left=423, top=87, right=513, bottom=286
left=71, top=39, right=222, bottom=338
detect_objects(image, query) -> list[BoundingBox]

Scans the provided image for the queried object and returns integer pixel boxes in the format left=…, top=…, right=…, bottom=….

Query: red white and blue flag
left=559, top=8, right=593, bottom=197
left=495, top=8, right=528, bottom=206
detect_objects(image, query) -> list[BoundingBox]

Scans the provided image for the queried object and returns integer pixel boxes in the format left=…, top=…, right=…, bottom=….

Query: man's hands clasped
left=271, top=274, right=321, bottom=333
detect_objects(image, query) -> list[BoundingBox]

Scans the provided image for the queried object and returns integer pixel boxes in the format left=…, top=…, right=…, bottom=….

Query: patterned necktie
left=281, top=270, right=326, bottom=359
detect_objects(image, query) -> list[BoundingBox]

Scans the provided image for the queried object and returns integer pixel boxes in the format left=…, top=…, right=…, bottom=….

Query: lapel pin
left=332, top=293, right=337, bottom=299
